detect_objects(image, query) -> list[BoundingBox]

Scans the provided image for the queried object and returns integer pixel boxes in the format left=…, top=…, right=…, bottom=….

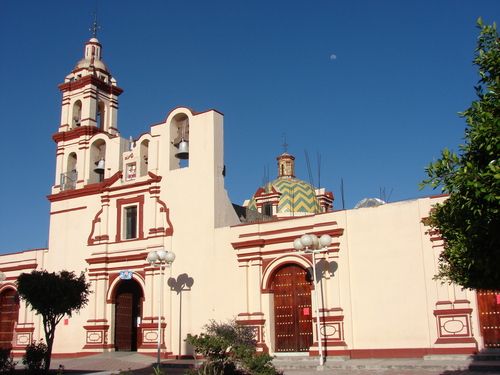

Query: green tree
left=186, top=319, right=281, bottom=375
left=17, top=270, right=91, bottom=372
left=422, top=18, right=500, bottom=290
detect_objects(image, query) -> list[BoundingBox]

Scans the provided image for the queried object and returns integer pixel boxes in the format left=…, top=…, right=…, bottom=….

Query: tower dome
left=74, top=37, right=109, bottom=72
left=245, top=152, right=331, bottom=216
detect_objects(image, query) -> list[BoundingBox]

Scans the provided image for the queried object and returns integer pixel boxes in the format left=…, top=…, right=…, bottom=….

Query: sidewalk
left=17, top=352, right=499, bottom=375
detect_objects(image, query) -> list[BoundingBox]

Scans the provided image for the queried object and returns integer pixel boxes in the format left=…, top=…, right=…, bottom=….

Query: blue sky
left=0, top=0, right=498, bottom=253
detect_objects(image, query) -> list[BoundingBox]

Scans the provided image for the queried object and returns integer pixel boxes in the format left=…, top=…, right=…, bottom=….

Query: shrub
left=186, top=319, right=281, bottom=375
left=0, top=348, right=17, bottom=374
left=23, top=341, right=48, bottom=374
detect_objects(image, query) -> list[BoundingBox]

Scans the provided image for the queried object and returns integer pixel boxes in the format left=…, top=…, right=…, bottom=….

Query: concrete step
left=272, top=357, right=474, bottom=371
left=473, top=349, right=500, bottom=361
left=469, top=360, right=500, bottom=372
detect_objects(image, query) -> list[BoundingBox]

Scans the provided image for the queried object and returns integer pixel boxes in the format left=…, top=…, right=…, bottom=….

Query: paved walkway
left=12, top=352, right=500, bottom=375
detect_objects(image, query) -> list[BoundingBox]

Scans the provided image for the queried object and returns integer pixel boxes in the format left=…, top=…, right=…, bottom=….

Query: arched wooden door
left=114, top=280, right=142, bottom=351
left=0, top=289, right=19, bottom=350
left=272, top=264, right=313, bottom=352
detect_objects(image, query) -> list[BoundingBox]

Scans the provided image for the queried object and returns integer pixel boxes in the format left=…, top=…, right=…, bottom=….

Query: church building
left=0, top=33, right=498, bottom=360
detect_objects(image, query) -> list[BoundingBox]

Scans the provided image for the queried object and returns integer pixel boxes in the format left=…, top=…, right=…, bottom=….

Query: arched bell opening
left=61, top=152, right=78, bottom=190
left=113, top=279, right=144, bottom=352
left=90, top=139, right=106, bottom=183
left=270, top=263, right=313, bottom=353
left=72, top=100, right=82, bottom=128
left=96, top=101, right=106, bottom=130
left=169, top=113, right=190, bottom=170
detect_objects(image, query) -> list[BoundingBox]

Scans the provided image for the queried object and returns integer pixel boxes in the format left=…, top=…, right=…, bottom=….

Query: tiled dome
left=247, top=177, right=321, bottom=214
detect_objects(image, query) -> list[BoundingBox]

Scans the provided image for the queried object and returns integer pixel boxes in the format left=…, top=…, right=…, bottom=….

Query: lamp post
left=293, top=233, right=332, bottom=368
left=146, top=248, right=176, bottom=369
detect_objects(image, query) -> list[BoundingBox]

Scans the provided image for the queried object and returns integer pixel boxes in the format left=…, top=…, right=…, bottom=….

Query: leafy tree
left=186, top=319, right=281, bottom=375
left=422, top=19, right=500, bottom=290
left=17, top=270, right=91, bottom=372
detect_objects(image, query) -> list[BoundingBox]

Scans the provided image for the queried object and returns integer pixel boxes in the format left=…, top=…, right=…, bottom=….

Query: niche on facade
left=90, top=139, right=106, bottom=183
left=72, top=100, right=82, bottom=128
left=139, top=139, right=149, bottom=177
left=169, top=113, right=190, bottom=170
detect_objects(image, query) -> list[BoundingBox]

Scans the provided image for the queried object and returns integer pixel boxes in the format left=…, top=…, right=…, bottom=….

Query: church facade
left=0, top=35, right=497, bottom=359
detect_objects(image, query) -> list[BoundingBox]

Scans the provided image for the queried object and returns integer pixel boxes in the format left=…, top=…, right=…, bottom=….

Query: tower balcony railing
left=60, top=170, right=78, bottom=191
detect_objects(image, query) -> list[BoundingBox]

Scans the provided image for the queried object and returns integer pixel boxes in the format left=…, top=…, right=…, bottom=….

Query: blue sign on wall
left=119, top=270, right=133, bottom=280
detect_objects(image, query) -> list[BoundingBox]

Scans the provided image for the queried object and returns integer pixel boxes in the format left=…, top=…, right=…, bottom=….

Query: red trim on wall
left=433, top=308, right=473, bottom=315
left=86, top=251, right=149, bottom=265
left=232, top=229, right=343, bottom=250
left=48, top=172, right=122, bottom=202
left=48, top=172, right=162, bottom=202
left=238, top=221, right=338, bottom=238
left=58, top=75, right=123, bottom=96
left=87, top=208, right=104, bottom=246
left=0, top=263, right=37, bottom=272
left=52, top=126, right=108, bottom=143
left=50, top=206, right=87, bottom=215
left=435, top=337, right=477, bottom=344
left=156, top=198, right=174, bottom=236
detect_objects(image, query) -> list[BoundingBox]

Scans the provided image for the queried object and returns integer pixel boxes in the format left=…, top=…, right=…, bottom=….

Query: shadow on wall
left=168, top=273, right=195, bottom=358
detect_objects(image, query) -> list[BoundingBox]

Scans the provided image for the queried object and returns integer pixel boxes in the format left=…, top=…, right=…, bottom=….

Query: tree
left=422, top=18, right=500, bottom=290
left=17, top=270, right=91, bottom=372
left=186, top=319, right=281, bottom=375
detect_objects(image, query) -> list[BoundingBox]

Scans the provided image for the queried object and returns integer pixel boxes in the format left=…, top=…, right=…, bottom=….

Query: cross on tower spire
left=282, top=133, right=288, bottom=153
left=90, top=12, right=100, bottom=38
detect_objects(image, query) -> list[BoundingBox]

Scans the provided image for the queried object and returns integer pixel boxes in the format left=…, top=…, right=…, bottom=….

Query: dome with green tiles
left=247, top=178, right=320, bottom=214
left=246, top=152, right=321, bottom=215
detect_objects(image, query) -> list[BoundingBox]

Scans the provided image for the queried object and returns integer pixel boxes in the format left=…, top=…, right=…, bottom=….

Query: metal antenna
left=341, top=178, right=345, bottom=210
left=304, top=150, right=315, bottom=187
left=317, top=152, right=322, bottom=188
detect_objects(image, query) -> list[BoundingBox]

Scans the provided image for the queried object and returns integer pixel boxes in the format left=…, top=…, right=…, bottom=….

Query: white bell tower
left=52, top=22, right=124, bottom=190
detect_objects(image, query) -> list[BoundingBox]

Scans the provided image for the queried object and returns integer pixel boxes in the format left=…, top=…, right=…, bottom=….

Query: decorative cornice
left=58, top=75, right=123, bottom=96
left=52, top=126, right=108, bottom=143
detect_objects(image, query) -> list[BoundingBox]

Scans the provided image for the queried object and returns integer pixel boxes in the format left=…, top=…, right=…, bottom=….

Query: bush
left=0, top=348, right=17, bottom=374
left=23, top=341, right=48, bottom=374
left=186, top=319, right=282, bottom=375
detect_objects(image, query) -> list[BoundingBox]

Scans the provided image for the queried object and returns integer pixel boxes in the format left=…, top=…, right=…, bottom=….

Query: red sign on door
left=496, top=294, right=500, bottom=305
left=303, top=307, right=310, bottom=316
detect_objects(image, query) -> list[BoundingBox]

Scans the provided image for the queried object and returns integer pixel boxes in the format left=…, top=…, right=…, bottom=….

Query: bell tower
left=52, top=26, right=124, bottom=190
left=57, top=38, right=122, bottom=134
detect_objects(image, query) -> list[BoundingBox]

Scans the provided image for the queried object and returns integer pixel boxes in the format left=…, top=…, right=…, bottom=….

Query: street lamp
left=147, top=248, right=176, bottom=369
left=293, top=233, right=332, bottom=368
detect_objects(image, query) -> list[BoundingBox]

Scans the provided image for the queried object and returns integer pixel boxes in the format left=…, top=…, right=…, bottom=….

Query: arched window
left=97, top=101, right=105, bottom=130
left=72, top=100, right=82, bottom=128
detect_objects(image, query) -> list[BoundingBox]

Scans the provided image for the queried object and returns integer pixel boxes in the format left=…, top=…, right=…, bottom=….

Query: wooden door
left=114, top=281, right=142, bottom=351
left=0, top=289, right=19, bottom=350
left=115, top=292, right=133, bottom=351
left=477, top=290, right=500, bottom=348
left=272, top=264, right=313, bottom=352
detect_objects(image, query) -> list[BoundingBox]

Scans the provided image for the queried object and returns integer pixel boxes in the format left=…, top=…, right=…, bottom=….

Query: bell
left=94, top=158, right=105, bottom=174
left=175, top=139, right=189, bottom=159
